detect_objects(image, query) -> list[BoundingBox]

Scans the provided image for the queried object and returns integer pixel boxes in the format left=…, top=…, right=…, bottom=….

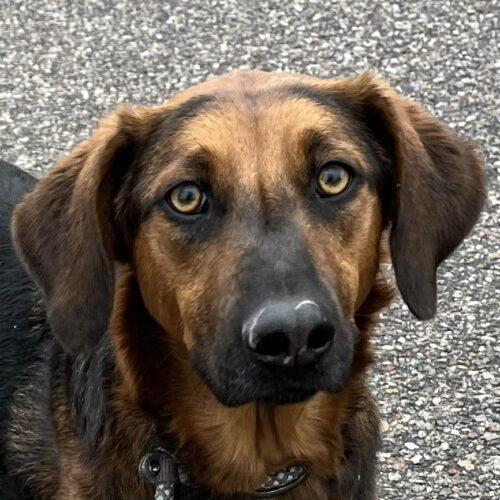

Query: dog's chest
left=167, top=392, right=347, bottom=497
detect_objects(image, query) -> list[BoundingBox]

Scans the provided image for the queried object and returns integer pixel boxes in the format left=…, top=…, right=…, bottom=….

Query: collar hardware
left=139, top=448, right=178, bottom=499
left=139, top=448, right=308, bottom=499
left=249, top=465, right=309, bottom=497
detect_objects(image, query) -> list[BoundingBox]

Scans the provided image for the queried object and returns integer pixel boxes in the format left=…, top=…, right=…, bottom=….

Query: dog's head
left=12, top=71, right=484, bottom=406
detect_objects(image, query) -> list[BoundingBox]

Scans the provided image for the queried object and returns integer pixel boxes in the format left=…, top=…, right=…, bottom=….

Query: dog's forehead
left=139, top=71, right=374, bottom=202
left=165, top=73, right=361, bottom=163
left=168, top=70, right=322, bottom=103
left=173, top=93, right=349, bottom=157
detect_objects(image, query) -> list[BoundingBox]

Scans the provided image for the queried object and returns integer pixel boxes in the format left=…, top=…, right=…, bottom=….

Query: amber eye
left=316, top=163, right=351, bottom=196
left=168, top=182, right=206, bottom=215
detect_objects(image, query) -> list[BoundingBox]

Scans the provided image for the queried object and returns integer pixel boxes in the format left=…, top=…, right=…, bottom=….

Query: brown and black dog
left=0, top=71, right=484, bottom=499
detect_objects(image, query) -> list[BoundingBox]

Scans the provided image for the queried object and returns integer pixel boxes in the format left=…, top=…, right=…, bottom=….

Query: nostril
left=254, top=330, right=289, bottom=357
left=307, top=324, right=334, bottom=351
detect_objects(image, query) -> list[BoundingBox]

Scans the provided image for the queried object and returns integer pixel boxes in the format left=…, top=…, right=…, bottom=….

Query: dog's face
left=132, top=80, right=387, bottom=404
left=12, top=71, right=484, bottom=406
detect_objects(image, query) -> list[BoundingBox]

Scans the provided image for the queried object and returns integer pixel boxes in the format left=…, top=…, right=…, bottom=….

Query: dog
left=0, top=71, right=484, bottom=499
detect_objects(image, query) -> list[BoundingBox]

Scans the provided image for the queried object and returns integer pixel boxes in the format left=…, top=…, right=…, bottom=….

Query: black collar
left=139, top=448, right=308, bottom=499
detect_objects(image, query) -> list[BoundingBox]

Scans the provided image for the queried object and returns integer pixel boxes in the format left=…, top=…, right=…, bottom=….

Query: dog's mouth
left=196, top=361, right=350, bottom=407
left=192, top=327, right=354, bottom=407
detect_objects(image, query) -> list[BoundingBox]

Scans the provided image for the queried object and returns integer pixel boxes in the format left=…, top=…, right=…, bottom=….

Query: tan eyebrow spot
left=152, top=97, right=367, bottom=201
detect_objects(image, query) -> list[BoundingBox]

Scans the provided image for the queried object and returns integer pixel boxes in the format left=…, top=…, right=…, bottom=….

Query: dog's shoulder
left=0, top=163, right=119, bottom=495
left=0, top=161, right=45, bottom=356
left=0, top=160, right=38, bottom=206
left=0, top=162, right=45, bottom=401
left=0, top=162, right=53, bottom=498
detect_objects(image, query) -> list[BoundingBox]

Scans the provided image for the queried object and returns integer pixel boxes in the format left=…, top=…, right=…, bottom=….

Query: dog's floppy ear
left=12, top=107, right=151, bottom=354
left=335, top=73, right=485, bottom=319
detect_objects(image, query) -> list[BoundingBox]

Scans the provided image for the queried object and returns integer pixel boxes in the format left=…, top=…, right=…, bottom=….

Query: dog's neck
left=100, top=270, right=384, bottom=497
left=47, top=268, right=387, bottom=498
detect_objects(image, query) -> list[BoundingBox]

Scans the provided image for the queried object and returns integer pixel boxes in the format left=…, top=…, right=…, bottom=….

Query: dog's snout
left=242, top=300, right=335, bottom=367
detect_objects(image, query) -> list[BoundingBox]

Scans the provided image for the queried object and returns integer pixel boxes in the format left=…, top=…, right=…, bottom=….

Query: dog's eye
left=168, top=182, right=206, bottom=215
left=316, top=163, right=351, bottom=196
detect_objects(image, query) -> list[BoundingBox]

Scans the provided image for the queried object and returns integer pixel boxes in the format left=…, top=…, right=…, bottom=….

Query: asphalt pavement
left=0, top=1, right=498, bottom=498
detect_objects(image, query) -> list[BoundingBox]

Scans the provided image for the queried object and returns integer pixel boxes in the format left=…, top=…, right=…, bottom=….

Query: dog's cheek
left=299, top=192, right=382, bottom=317
left=346, top=192, right=384, bottom=310
left=171, top=235, right=245, bottom=351
left=133, top=217, right=189, bottom=343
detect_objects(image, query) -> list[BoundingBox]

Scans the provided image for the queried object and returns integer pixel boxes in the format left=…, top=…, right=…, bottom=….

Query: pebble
left=458, top=459, right=475, bottom=472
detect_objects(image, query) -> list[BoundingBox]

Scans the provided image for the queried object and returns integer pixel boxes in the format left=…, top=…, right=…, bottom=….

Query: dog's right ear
left=329, top=72, right=484, bottom=320
left=12, top=107, right=153, bottom=355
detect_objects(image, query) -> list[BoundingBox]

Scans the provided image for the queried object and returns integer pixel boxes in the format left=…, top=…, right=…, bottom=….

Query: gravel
left=1, top=0, right=498, bottom=498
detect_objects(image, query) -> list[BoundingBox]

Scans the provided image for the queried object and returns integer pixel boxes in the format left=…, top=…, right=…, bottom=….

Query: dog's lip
left=191, top=321, right=353, bottom=407
left=213, top=384, right=319, bottom=407
left=214, top=374, right=347, bottom=407
left=196, top=358, right=349, bottom=407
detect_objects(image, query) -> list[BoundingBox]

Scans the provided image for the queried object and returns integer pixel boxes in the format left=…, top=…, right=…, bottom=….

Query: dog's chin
left=213, top=384, right=319, bottom=407
left=191, top=340, right=352, bottom=408
left=195, top=364, right=349, bottom=408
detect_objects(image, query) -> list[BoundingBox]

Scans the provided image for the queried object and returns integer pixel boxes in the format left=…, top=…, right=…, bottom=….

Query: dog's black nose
left=242, top=300, right=335, bottom=366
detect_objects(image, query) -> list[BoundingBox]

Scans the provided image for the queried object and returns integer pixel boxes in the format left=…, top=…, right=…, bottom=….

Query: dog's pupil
left=323, top=168, right=342, bottom=185
left=178, top=186, right=198, bottom=205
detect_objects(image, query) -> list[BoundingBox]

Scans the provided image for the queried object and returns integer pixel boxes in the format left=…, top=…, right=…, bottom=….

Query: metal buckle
left=139, top=448, right=178, bottom=499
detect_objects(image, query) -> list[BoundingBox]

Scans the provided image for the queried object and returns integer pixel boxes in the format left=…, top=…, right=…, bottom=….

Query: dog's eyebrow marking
left=151, top=94, right=219, bottom=144
left=277, top=84, right=355, bottom=118
left=169, top=94, right=218, bottom=123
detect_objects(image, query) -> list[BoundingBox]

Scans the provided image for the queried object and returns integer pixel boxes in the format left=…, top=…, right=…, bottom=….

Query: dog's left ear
left=334, top=73, right=485, bottom=319
left=12, top=107, right=153, bottom=354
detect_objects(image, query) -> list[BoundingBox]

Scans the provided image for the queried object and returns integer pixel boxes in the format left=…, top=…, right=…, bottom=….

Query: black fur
left=0, top=162, right=112, bottom=497
left=0, top=161, right=48, bottom=498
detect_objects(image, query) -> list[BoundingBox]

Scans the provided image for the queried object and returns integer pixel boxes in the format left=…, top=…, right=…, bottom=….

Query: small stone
left=458, top=459, right=475, bottom=471
left=404, top=442, right=419, bottom=451
left=388, top=472, right=402, bottom=482
left=483, top=432, right=499, bottom=442
left=393, top=459, right=405, bottom=471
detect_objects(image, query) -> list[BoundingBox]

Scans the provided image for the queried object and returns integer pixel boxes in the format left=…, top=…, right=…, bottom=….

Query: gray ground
left=1, top=0, right=498, bottom=498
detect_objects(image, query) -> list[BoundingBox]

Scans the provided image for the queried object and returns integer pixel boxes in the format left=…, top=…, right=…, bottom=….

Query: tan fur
left=8, top=69, right=484, bottom=499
